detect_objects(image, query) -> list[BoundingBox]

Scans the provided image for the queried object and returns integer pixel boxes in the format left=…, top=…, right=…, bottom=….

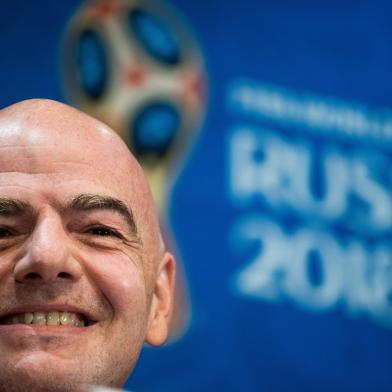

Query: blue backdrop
left=1, top=1, right=392, bottom=391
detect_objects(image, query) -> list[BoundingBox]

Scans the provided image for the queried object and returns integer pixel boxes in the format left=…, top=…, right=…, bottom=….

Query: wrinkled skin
left=0, top=99, right=175, bottom=391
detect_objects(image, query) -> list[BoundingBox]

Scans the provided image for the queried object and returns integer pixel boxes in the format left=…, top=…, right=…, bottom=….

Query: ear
left=145, top=252, right=176, bottom=346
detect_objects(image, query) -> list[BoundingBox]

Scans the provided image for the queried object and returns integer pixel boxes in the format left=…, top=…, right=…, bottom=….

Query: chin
left=0, top=356, right=90, bottom=392
left=0, top=371, right=85, bottom=392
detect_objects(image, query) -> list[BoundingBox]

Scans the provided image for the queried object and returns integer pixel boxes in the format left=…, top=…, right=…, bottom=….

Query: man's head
left=0, top=99, right=175, bottom=391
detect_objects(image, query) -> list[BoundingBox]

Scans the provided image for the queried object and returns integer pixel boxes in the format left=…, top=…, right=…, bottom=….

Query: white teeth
left=69, top=313, right=77, bottom=325
left=60, top=312, right=72, bottom=325
left=24, top=313, right=34, bottom=324
left=1, top=311, right=87, bottom=327
left=47, top=312, right=60, bottom=326
left=34, top=312, right=46, bottom=325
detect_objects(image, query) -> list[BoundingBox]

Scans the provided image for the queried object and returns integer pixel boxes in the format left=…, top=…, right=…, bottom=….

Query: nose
left=14, top=209, right=83, bottom=284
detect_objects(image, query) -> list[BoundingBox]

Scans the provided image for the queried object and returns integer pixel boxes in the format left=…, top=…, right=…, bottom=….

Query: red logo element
left=181, top=70, right=205, bottom=106
left=87, top=0, right=121, bottom=21
left=123, top=63, right=148, bottom=87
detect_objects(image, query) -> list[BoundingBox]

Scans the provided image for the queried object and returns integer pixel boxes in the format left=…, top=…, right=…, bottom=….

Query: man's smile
left=0, top=304, right=99, bottom=330
left=1, top=311, right=86, bottom=327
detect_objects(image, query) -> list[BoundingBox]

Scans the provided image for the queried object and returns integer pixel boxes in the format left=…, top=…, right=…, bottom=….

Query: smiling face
left=0, top=99, right=175, bottom=391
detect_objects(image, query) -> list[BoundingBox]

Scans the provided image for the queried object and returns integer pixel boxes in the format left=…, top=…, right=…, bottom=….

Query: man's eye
left=86, top=226, right=120, bottom=237
left=0, top=228, right=12, bottom=238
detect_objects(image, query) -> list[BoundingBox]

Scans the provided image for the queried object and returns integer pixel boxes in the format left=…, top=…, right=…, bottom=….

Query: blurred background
left=1, top=0, right=392, bottom=391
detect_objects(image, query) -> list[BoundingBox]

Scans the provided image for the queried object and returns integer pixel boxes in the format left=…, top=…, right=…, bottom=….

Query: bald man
left=0, top=99, right=175, bottom=391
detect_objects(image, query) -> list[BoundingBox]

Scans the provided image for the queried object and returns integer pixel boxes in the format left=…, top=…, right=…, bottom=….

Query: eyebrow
left=0, top=198, right=34, bottom=216
left=0, top=194, right=139, bottom=239
left=68, top=194, right=138, bottom=237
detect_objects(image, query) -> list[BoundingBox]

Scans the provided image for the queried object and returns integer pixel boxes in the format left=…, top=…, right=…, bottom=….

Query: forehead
left=0, top=110, right=137, bottom=202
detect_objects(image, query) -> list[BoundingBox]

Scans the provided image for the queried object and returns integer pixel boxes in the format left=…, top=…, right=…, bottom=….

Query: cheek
left=0, top=252, right=22, bottom=289
left=81, top=250, right=148, bottom=322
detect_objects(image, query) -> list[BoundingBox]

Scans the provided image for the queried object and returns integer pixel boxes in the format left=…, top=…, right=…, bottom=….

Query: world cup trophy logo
left=61, top=0, right=207, bottom=339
